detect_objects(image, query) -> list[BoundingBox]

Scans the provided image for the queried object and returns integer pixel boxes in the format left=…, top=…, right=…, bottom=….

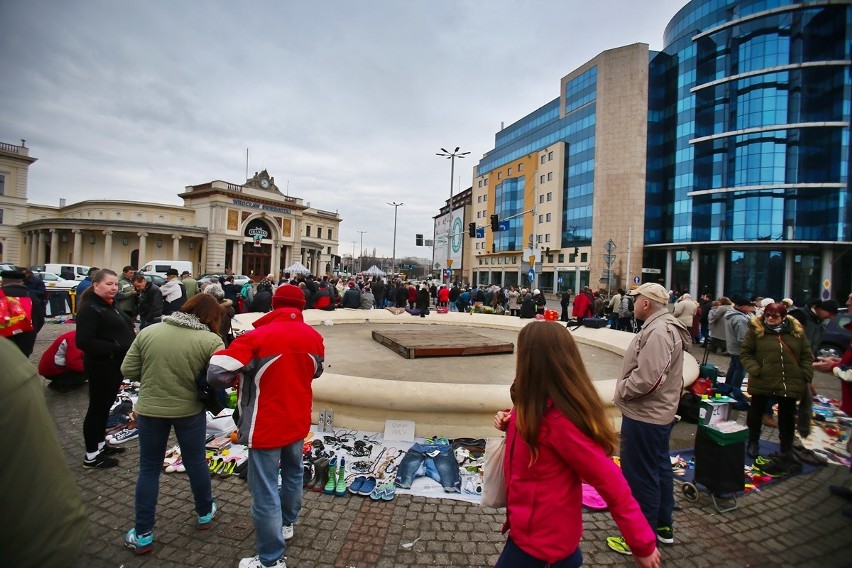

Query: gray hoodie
left=723, top=308, right=751, bottom=355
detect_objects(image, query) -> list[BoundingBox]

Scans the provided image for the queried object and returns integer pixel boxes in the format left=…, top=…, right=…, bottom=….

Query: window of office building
left=558, top=253, right=564, bottom=262
left=540, top=175, right=545, bottom=184
left=0, top=208, right=3, bottom=224
left=546, top=213, right=552, bottom=222
left=0, top=174, right=5, bottom=196
left=305, top=225, right=311, bottom=237
left=541, top=155, right=546, bottom=164
left=518, top=163, right=523, bottom=171
left=580, top=253, right=587, bottom=263
left=548, top=151, right=553, bottom=161
left=545, top=234, right=551, bottom=242
left=508, top=167, right=513, bottom=175
left=538, top=214, right=543, bottom=223
left=328, top=228, right=333, bottom=240
left=547, top=192, right=552, bottom=201
left=498, top=172, right=503, bottom=180
left=547, top=172, right=553, bottom=181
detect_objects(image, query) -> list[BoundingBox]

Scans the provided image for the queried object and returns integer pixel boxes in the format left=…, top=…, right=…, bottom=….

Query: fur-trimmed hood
left=162, top=311, right=210, bottom=331
left=748, top=314, right=804, bottom=338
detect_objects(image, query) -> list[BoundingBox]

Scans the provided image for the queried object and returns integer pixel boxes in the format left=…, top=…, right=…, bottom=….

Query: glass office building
left=645, top=0, right=852, bottom=302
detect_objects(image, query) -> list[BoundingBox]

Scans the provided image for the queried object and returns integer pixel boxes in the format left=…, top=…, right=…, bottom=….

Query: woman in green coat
left=740, top=302, right=813, bottom=462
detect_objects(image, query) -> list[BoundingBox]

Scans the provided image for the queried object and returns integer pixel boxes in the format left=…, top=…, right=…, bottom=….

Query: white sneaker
left=282, top=524, right=294, bottom=540
left=238, top=556, right=286, bottom=568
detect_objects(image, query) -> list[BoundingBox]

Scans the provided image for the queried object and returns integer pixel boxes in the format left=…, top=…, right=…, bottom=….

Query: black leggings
left=747, top=394, right=796, bottom=453
left=83, top=365, right=125, bottom=453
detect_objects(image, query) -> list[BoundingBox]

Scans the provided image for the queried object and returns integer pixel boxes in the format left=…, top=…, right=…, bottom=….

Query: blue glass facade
left=494, top=177, right=525, bottom=251
left=476, top=67, right=598, bottom=250
left=645, top=0, right=852, bottom=301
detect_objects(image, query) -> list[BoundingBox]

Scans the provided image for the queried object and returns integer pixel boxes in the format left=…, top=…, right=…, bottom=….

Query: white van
left=139, top=260, right=194, bottom=278
left=39, top=263, right=92, bottom=281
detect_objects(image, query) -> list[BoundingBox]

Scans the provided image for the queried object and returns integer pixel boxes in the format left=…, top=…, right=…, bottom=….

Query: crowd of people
left=3, top=260, right=851, bottom=567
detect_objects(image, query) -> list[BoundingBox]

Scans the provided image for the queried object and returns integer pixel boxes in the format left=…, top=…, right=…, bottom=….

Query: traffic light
left=574, top=247, right=579, bottom=256
left=416, top=234, right=423, bottom=246
left=468, top=223, right=476, bottom=238
left=490, top=214, right=500, bottom=231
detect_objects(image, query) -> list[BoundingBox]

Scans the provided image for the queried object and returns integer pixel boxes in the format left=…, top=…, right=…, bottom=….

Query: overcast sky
left=0, top=0, right=687, bottom=261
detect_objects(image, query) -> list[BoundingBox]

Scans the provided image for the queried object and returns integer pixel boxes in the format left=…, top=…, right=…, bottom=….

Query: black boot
left=747, top=441, right=760, bottom=459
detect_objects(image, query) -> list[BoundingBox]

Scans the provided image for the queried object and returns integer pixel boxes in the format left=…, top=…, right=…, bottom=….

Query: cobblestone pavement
left=29, top=321, right=852, bottom=568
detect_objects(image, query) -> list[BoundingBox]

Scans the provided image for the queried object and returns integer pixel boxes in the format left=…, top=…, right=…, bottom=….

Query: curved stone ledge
left=233, top=309, right=699, bottom=438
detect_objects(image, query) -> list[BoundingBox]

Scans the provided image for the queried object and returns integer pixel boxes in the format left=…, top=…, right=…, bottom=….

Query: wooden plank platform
left=372, top=327, right=515, bottom=359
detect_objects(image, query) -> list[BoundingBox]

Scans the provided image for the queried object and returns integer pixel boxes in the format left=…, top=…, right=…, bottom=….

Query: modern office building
left=468, top=43, right=650, bottom=294
left=463, top=0, right=850, bottom=302
left=0, top=140, right=342, bottom=278
left=645, top=0, right=851, bottom=302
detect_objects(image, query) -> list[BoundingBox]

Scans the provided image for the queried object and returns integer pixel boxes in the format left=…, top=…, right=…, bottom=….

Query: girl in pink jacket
left=494, top=322, right=659, bottom=568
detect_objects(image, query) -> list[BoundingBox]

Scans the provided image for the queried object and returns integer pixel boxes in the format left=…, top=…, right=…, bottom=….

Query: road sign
left=633, top=276, right=641, bottom=284
left=475, top=227, right=485, bottom=238
left=557, top=277, right=563, bottom=284
left=527, top=268, right=535, bottom=281
left=641, top=267, right=662, bottom=274
left=604, top=239, right=616, bottom=253
left=445, top=269, right=452, bottom=277
left=498, top=221, right=510, bottom=231
left=603, top=254, right=616, bottom=263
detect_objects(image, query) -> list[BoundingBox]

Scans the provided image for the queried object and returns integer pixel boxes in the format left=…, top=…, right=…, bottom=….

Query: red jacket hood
left=251, top=307, right=305, bottom=328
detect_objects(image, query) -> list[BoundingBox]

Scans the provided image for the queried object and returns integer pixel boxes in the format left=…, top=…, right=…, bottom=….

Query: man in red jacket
left=208, top=284, right=325, bottom=568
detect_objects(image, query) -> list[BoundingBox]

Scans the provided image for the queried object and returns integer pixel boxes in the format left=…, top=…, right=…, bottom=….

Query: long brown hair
left=514, top=321, right=617, bottom=461
left=180, top=293, right=223, bottom=334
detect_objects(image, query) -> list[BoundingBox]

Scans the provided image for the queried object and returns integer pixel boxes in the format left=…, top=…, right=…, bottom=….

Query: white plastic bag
left=481, top=436, right=507, bottom=508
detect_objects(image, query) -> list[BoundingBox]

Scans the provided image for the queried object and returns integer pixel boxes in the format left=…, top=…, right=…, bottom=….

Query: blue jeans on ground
left=495, top=537, right=583, bottom=568
left=247, top=440, right=304, bottom=565
left=395, top=442, right=460, bottom=491
left=619, top=415, right=674, bottom=532
left=135, top=411, right=212, bottom=534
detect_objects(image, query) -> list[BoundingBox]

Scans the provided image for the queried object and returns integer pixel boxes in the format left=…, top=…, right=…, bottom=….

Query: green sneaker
left=606, top=535, right=632, bottom=555
left=334, top=457, right=347, bottom=496
left=656, top=526, right=674, bottom=544
left=323, top=457, right=338, bottom=495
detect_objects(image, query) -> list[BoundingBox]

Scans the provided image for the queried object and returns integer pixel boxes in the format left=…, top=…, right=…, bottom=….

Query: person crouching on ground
left=38, top=330, right=88, bottom=391
left=120, top=293, right=225, bottom=554
left=494, top=322, right=660, bottom=568
left=207, top=284, right=325, bottom=568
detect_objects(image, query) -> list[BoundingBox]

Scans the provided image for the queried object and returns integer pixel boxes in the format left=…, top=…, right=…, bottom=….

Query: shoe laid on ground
left=238, top=555, right=286, bottom=568
left=124, top=528, right=153, bottom=554
left=108, top=428, right=139, bottom=444
left=83, top=453, right=119, bottom=469
left=323, top=457, right=338, bottom=495
left=606, top=535, right=632, bottom=555
left=197, top=501, right=217, bottom=529
left=829, top=485, right=852, bottom=501
left=101, top=444, right=127, bottom=456
left=656, top=526, right=674, bottom=545
left=762, top=415, right=778, bottom=428
left=282, top=524, right=294, bottom=541
left=747, top=441, right=760, bottom=459
left=306, top=458, right=328, bottom=492
left=334, top=457, right=347, bottom=496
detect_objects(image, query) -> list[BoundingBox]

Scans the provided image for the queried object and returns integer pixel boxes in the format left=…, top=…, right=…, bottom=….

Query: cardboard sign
left=384, top=419, right=416, bottom=442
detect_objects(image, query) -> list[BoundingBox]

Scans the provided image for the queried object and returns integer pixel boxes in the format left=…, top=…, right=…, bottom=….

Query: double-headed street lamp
left=436, top=146, right=469, bottom=286
left=357, top=230, right=367, bottom=273
left=388, top=202, right=403, bottom=279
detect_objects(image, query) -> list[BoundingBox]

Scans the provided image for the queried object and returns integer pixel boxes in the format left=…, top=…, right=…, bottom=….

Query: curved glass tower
left=645, top=0, right=852, bottom=302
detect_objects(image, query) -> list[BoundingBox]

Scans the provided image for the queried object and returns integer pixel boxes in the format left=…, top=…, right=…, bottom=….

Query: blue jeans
left=495, top=537, right=583, bottom=568
left=619, top=415, right=674, bottom=532
left=247, top=441, right=304, bottom=565
left=395, top=442, right=460, bottom=492
left=727, top=355, right=745, bottom=392
left=135, top=411, right=212, bottom=534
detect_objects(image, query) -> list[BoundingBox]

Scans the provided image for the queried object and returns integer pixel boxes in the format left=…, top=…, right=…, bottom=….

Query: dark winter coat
left=75, top=292, right=136, bottom=384
left=250, top=286, right=273, bottom=313
left=740, top=316, right=814, bottom=399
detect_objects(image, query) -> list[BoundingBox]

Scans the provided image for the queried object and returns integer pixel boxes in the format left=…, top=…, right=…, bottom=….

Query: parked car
left=198, top=274, right=251, bottom=287
left=33, top=271, right=78, bottom=291
left=143, top=274, right=166, bottom=287
left=0, top=263, right=16, bottom=272
left=819, top=309, right=852, bottom=358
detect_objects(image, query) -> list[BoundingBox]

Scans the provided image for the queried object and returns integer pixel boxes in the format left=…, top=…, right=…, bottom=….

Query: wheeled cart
left=680, top=424, right=746, bottom=513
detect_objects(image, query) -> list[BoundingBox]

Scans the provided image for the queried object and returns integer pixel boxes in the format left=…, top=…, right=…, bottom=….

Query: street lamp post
left=357, top=230, right=367, bottom=274
left=436, top=146, right=469, bottom=286
left=388, top=202, right=403, bottom=279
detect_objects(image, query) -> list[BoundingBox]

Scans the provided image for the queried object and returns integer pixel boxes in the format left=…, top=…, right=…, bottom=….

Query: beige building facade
left=1, top=141, right=341, bottom=278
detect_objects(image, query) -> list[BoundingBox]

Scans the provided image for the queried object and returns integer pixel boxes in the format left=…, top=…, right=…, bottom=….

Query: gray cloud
left=0, top=0, right=686, bottom=259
